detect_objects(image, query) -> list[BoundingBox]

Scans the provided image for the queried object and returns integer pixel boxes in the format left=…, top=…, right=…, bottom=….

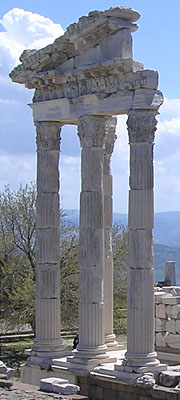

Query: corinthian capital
left=104, top=118, right=117, bottom=156
left=35, top=121, right=62, bottom=150
left=127, top=110, right=158, bottom=143
left=77, top=115, right=109, bottom=148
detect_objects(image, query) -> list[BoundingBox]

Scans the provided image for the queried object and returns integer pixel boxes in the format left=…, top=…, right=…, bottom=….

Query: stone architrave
left=103, top=117, right=118, bottom=348
left=124, top=109, right=160, bottom=368
left=70, top=115, right=109, bottom=368
left=31, top=121, right=64, bottom=360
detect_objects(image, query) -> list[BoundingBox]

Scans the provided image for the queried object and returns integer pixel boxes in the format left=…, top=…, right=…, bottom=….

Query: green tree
left=60, top=224, right=79, bottom=330
left=0, top=183, right=36, bottom=330
left=0, top=183, right=80, bottom=332
left=0, top=184, right=128, bottom=335
left=112, top=224, right=128, bottom=334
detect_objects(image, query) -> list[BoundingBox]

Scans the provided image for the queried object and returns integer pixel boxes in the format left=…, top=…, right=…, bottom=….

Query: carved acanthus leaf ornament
left=35, top=122, right=62, bottom=150
left=78, top=116, right=109, bottom=148
left=127, top=110, right=158, bottom=143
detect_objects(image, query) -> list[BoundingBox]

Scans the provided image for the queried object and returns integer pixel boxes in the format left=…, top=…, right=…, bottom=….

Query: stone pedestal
left=30, top=121, right=64, bottom=362
left=124, top=110, right=160, bottom=369
left=165, top=261, right=176, bottom=286
left=69, top=116, right=109, bottom=370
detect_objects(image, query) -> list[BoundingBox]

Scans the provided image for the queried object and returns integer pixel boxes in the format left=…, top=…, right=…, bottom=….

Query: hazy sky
left=0, top=1, right=180, bottom=213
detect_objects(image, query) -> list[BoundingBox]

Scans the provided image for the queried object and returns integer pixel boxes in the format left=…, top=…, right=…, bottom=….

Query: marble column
left=32, top=121, right=64, bottom=360
left=74, top=115, right=109, bottom=364
left=125, top=109, right=160, bottom=368
left=104, top=118, right=118, bottom=348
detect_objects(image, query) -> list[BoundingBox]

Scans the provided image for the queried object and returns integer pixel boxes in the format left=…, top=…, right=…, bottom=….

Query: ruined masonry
left=10, top=6, right=167, bottom=385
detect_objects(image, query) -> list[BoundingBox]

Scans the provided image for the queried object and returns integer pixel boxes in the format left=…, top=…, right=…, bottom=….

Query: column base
left=105, top=334, right=125, bottom=351
left=30, top=338, right=65, bottom=361
left=93, top=356, right=167, bottom=382
left=123, top=351, right=160, bottom=368
left=68, top=344, right=110, bottom=372
left=114, top=357, right=167, bottom=381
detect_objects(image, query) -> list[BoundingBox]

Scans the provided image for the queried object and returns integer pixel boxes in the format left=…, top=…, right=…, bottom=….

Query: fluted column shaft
left=104, top=118, right=117, bottom=346
left=33, top=121, right=64, bottom=358
left=125, top=109, right=159, bottom=367
left=77, top=115, right=108, bottom=355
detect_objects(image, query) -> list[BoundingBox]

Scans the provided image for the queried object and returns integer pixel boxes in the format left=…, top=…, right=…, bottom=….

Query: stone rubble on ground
left=0, top=381, right=86, bottom=400
left=158, top=370, right=180, bottom=388
left=136, top=372, right=155, bottom=388
left=40, top=377, right=80, bottom=395
left=0, top=361, right=14, bottom=381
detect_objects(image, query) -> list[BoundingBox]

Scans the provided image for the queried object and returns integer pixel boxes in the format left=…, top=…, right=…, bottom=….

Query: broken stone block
left=0, top=362, right=14, bottom=379
left=158, top=370, right=180, bottom=387
left=0, top=379, right=13, bottom=389
left=0, top=361, right=7, bottom=374
left=53, top=383, right=80, bottom=395
left=40, top=377, right=80, bottom=395
left=136, top=373, right=155, bottom=388
left=40, top=377, right=68, bottom=392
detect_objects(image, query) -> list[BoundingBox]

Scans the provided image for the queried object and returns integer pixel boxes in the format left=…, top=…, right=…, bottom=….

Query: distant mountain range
left=65, top=210, right=180, bottom=284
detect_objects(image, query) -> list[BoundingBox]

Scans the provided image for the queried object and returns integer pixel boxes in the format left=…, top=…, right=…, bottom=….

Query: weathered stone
left=53, top=383, right=80, bottom=394
left=165, top=262, right=176, bottom=286
left=155, top=318, right=166, bottom=332
left=8, top=5, right=165, bottom=383
left=72, top=115, right=109, bottom=367
left=166, top=319, right=176, bottom=334
left=40, top=377, right=68, bottom=392
left=129, top=143, right=153, bottom=190
left=156, top=304, right=167, bottom=319
left=0, top=380, right=13, bottom=389
left=166, top=334, right=180, bottom=349
left=136, top=373, right=155, bottom=388
left=30, top=89, right=163, bottom=123
left=0, top=363, right=7, bottom=374
left=167, top=305, right=180, bottom=319
left=81, top=148, right=104, bottom=192
left=158, top=371, right=180, bottom=387
left=176, top=320, right=180, bottom=334
left=161, top=296, right=180, bottom=306
left=154, top=291, right=167, bottom=304
left=30, top=121, right=64, bottom=361
left=163, top=287, right=180, bottom=295
left=128, top=229, right=153, bottom=268
left=156, top=332, right=166, bottom=347
left=104, top=119, right=117, bottom=348
left=128, top=190, right=154, bottom=229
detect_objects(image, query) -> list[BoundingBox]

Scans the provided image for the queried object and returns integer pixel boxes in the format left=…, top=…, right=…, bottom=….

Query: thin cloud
left=0, top=153, right=36, bottom=191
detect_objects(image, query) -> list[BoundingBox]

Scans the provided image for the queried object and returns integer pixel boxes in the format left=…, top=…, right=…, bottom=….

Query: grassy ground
left=0, top=338, right=74, bottom=376
left=0, top=339, right=33, bottom=376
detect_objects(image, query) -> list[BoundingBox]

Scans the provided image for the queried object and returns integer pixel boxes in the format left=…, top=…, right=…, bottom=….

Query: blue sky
left=0, top=1, right=180, bottom=213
